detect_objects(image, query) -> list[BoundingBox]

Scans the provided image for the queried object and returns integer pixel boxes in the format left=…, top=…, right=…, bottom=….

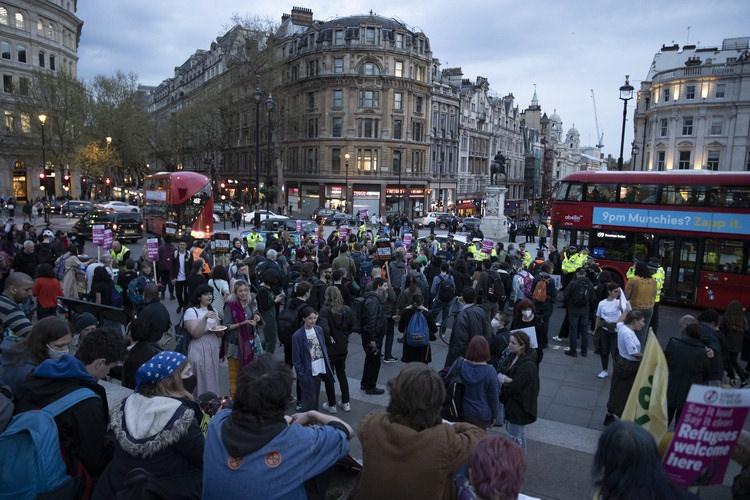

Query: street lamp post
left=397, top=149, right=403, bottom=215
left=265, top=94, right=275, bottom=220
left=105, top=136, right=112, bottom=199
left=254, top=81, right=262, bottom=228
left=344, top=153, right=351, bottom=213
left=631, top=142, right=640, bottom=171
left=618, top=75, right=634, bottom=171
left=38, top=114, right=48, bottom=223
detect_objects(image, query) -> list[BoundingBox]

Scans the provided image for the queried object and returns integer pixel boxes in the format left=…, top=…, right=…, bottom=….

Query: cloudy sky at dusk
left=77, top=0, right=749, bottom=159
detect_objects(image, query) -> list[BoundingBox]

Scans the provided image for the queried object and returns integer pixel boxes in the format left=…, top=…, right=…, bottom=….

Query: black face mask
left=182, top=374, right=197, bottom=394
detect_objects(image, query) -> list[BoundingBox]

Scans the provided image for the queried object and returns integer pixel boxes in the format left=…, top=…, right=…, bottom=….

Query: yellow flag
left=621, top=330, right=669, bottom=443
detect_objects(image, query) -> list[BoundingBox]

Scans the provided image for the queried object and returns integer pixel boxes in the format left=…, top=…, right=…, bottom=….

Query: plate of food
left=210, top=325, right=227, bottom=332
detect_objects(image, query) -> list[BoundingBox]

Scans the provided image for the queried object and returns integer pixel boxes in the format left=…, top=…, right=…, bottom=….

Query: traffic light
left=39, top=173, right=45, bottom=180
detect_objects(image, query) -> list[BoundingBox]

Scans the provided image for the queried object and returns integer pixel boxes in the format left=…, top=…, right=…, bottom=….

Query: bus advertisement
left=143, top=172, right=214, bottom=240
left=550, top=171, right=750, bottom=309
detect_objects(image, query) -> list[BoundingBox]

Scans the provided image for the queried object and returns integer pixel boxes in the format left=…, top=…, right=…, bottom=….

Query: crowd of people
left=0, top=213, right=748, bottom=499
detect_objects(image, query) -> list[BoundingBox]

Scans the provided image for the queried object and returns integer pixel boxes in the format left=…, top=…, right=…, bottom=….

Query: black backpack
left=569, top=279, right=592, bottom=308
left=437, top=276, right=455, bottom=303
left=351, top=296, right=367, bottom=335
left=277, top=302, right=305, bottom=345
left=485, top=271, right=507, bottom=305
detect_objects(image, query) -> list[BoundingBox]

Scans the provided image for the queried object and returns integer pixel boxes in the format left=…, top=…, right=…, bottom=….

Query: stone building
left=428, top=60, right=459, bottom=211
left=274, top=8, right=433, bottom=217
left=0, top=0, right=82, bottom=200
left=633, top=37, right=750, bottom=171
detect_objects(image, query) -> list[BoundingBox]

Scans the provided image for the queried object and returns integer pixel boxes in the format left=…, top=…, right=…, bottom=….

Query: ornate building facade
left=634, top=37, right=750, bottom=171
left=0, top=0, right=82, bottom=200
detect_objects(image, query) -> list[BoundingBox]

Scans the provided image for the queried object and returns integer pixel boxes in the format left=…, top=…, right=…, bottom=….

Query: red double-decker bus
left=550, top=171, right=750, bottom=309
left=143, top=172, right=214, bottom=240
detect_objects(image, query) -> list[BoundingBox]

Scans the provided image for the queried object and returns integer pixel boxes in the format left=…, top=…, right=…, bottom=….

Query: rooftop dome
left=549, top=109, right=562, bottom=123
left=319, top=14, right=409, bottom=32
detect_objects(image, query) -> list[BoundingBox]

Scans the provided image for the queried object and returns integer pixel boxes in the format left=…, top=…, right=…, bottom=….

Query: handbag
left=440, top=358, right=465, bottom=422
left=174, top=308, right=194, bottom=355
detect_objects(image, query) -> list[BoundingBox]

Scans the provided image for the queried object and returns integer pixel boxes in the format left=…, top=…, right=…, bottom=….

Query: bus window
left=618, top=184, right=659, bottom=204
left=726, top=187, right=750, bottom=208
left=555, top=228, right=588, bottom=250
left=703, top=240, right=745, bottom=274
left=567, top=183, right=583, bottom=201
left=590, top=231, right=631, bottom=261
left=584, top=184, right=617, bottom=202
left=552, top=182, right=569, bottom=201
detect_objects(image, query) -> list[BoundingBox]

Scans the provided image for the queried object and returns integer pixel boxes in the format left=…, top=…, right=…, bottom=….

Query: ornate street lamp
left=38, top=114, right=48, bottom=222
left=618, top=75, right=634, bottom=170
left=344, top=152, right=351, bottom=213
left=254, top=80, right=262, bottom=228
left=265, top=93, right=275, bottom=219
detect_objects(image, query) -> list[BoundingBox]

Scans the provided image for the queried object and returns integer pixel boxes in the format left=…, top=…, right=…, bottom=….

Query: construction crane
left=591, top=89, right=604, bottom=150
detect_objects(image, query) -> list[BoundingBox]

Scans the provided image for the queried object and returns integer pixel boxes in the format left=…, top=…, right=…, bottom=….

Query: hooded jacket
left=0, top=337, right=37, bottom=394
left=318, top=304, right=354, bottom=359
left=455, top=358, right=500, bottom=423
left=14, top=354, right=111, bottom=476
left=92, top=393, right=204, bottom=500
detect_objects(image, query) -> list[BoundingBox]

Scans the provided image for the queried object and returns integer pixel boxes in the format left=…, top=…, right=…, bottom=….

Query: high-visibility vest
left=246, top=232, right=263, bottom=249
left=561, top=253, right=578, bottom=273
left=522, top=251, right=532, bottom=269
left=653, top=266, right=665, bottom=303
left=626, top=265, right=635, bottom=279
left=110, top=245, right=130, bottom=268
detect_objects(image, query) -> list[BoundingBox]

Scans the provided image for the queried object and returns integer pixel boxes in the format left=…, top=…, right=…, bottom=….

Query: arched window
left=359, top=62, right=380, bottom=76
left=0, top=7, right=7, bottom=25
left=14, top=12, right=23, bottom=29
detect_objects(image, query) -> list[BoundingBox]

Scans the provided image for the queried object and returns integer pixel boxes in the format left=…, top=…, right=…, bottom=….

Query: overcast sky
left=77, top=0, right=749, bottom=160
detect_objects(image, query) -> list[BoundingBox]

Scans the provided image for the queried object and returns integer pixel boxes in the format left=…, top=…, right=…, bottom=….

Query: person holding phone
left=184, top=284, right=224, bottom=395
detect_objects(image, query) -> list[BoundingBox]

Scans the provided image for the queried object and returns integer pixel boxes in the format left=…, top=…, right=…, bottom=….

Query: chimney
left=291, top=7, right=313, bottom=27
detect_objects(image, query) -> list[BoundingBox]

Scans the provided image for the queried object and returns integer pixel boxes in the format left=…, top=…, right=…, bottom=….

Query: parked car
left=97, top=201, right=140, bottom=213
left=243, top=209, right=288, bottom=223
left=61, top=200, right=94, bottom=218
left=43, top=199, right=65, bottom=214
left=434, top=213, right=460, bottom=230
left=415, top=212, right=450, bottom=228
left=71, top=209, right=144, bottom=242
left=260, top=218, right=317, bottom=234
left=461, top=216, right=482, bottom=232
left=312, top=208, right=336, bottom=225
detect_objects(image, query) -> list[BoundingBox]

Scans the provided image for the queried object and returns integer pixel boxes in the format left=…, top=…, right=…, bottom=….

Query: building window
left=0, top=7, right=7, bottom=25
left=415, top=96, right=423, bottom=113
left=357, top=148, right=378, bottom=172
left=4, top=110, right=14, bottom=132
left=393, top=119, right=402, bottom=139
left=358, top=90, right=378, bottom=109
left=332, top=89, right=343, bottom=108
left=706, top=150, right=720, bottom=171
left=46, top=21, right=54, bottom=39
left=36, top=19, right=42, bottom=35
left=307, top=60, right=317, bottom=77
left=3, top=74, right=12, bottom=93
left=16, top=44, right=25, bottom=63
left=49, top=54, right=55, bottom=71
left=360, top=62, right=379, bottom=76
left=393, top=92, right=402, bottom=111
left=307, top=118, right=318, bottom=138
left=416, top=66, right=426, bottom=81
left=334, top=30, right=344, bottom=46
left=357, top=118, right=379, bottom=138
left=395, top=33, right=403, bottom=49
left=305, top=147, right=318, bottom=173
left=331, top=117, right=343, bottom=137
left=307, top=92, right=315, bottom=111
left=0, top=41, right=9, bottom=59
left=663, top=87, right=670, bottom=102
left=682, top=116, right=693, bottom=136
left=686, top=85, right=695, bottom=99
left=659, top=118, right=668, bottom=137
left=365, top=27, right=376, bottom=45
left=38, top=50, right=44, bottom=67
left=18, top=76, right=28, bottom=95
left=333, top=58, right=343, bottom=74
left=394, top=61, right=403, bottom=78
left=393, top=150, right=402, bottom=174
left=715, top=84, right=726, bottom=98
left=14, top=12, right=23, bottom=29
left=656, top=151, right=666, bottom=171
left=411, top=151, right=423, bottom=175
left=19, top=112, right=30, bottom=133
left=710, top=117, right=723, bottom=135
left=332, top=148, right=341, bottom=173
left=678, top=150, right=691, bottom=170
left=413, top=122, right=423, bottom=142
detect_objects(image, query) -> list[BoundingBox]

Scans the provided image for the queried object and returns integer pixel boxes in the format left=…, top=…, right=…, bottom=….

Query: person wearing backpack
left=531, top=265, right=557, bottom=342
left=399, top=293, right=437, bottom=364
left=430, top=263, right=455, bottom=339
left=564, top=268, right=595, bottom=357
left=9, top=329, right=127, bottom=496
left=127, top=260, right=156, bottom=315
left=447, top=336, right=500, bottom=429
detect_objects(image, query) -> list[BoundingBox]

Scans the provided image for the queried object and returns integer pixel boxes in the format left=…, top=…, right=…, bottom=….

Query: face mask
left=182, top=374, right=198, bottom=394
left=521, top=309, right=533, bottom=320
left=491, top=318, right=503, bottom=330
left=46, top=344, right=69, bottom=360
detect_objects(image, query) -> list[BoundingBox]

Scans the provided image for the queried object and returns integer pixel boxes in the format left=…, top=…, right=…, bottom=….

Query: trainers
left=383, top=357, right=398, bottom=364
left=552, top=336, right=563, bottom=342
left=364, top=387, right=385, bottom=395
left=321, top=402, right=338, bottom=414
left=597, top=370, right=609, bottom=379
left=338, top=402, right=351, bottom=412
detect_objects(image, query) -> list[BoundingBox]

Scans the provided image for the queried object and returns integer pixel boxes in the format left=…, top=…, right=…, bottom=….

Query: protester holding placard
left=510, top=298, right=544, bottom=364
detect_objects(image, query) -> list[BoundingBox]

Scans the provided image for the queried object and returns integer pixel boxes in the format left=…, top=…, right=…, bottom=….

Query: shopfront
left=352, top=186, right=381, bottom=217
left=300, top=184, right=320, bottom=216
left=386, top=185, right=427, bottom=218
left=456, top=199, right=481, bottom=217
left=12, top=161, right=28, bottom=202
left=324, top=184, right=346, bottom=211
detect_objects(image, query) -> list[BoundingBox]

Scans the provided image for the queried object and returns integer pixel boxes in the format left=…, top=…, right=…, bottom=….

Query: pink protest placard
left=296, top=220, right=302, bottom=233
left=146, top=238, right=159, bottom=260
left=662, top=385, right=750, bottom=487
left=482, top=239, right=494, bottom=254
left=339, top=225, right=349, bottom=241
left=92, top=224, right=105, bottom=247
left=403, top=233, right=413, bottom=249
left=102, top=229, right=113, bottom=250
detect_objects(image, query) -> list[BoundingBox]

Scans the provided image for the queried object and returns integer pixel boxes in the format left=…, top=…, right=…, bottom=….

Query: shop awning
left=457, top=201, right=477, bottom=209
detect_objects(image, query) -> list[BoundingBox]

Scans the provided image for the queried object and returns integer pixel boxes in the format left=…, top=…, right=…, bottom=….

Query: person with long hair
left=32, top=263, right=62, bottom=319
left=356, top=363, right=485, bottom=499
left=90, top=265, right=114, bottom=306
left=222, top=281, right=262, bottom=397
left=720, top=300, right=749, bottom=386
left=498, top=330, right=539, bottom=453
left=511, top=298, right=545, bottom=364
left=186, top=259, right=208, bottom=299
left=455, top=435, right=528, bottom=500
left=208, top=265, right=230, bottom=321
left=592, top=421, right=698, bottom=500
left=447, top=336, right=500, bottom=429
left=0, top=316, right=71, bottom=394
left=318, top=285, right=355, bottom=412
left=398, top=292, right=437, bottom=364
left=594, top=282, right=627, bottom=379
left=184, top=284, right=223, bottom=395
left=604, top=310, right=645, bottom=425
left=93, top=352, right=204, bottom=499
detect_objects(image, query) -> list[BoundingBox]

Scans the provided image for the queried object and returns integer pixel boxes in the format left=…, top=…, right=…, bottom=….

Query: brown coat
left=355, top=412, right=484, bottom=500
left=625, top=276, right=657, bottom=310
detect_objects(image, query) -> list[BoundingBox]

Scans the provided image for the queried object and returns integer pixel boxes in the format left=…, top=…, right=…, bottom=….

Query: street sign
left=212, top=232, right=231, bottom=254
left=403, top=233, right=413, bottom=249
left=92, top=224, right=105, bottom=246
left=146, top=238, right=159, bottom=260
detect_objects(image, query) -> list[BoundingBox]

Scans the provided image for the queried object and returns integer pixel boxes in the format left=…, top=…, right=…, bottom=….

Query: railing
left=653, top=64, right=736, bottom=82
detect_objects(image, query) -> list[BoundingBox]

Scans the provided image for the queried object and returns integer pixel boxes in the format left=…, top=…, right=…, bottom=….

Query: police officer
left=561, top=245, right=579, bottom=288
left=245, top=227, right=264, bottom=253
left=647, top=256, right=665, bottom=334
left=110, top=240, right=131, bottom=271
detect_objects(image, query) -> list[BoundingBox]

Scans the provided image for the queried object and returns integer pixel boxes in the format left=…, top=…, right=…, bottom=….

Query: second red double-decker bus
left=143, top=171, right=214, bottom=240
left=550, top=171, right=750, bottom=309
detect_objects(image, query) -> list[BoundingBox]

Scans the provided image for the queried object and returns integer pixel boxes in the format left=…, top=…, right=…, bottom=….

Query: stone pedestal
left=480, top=186, right=508, bottom=241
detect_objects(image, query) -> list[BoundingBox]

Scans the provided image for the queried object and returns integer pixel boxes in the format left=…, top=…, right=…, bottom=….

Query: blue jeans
left=431, top=300, right=452, bottom=335
left=568, top=311, right=589, bottom=354
left=506, top=422, right=527, bottom=454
